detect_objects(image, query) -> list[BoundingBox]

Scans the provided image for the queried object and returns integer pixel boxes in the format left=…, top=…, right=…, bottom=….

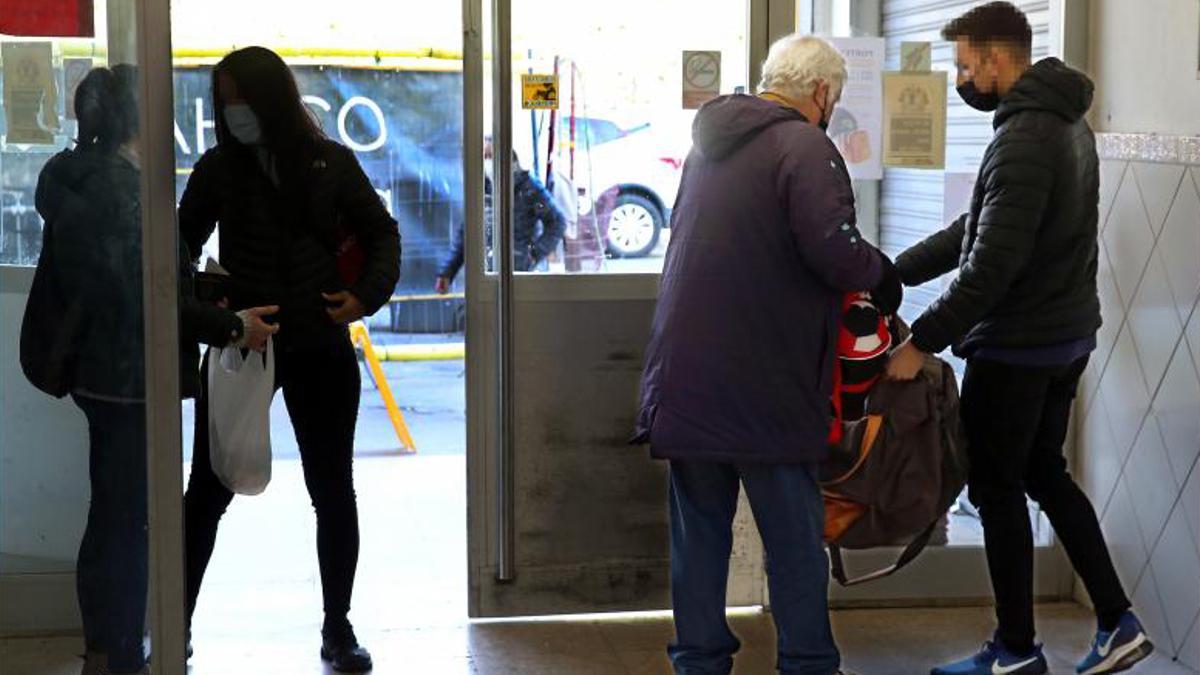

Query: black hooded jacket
left=896, top=58, right=1102, bottom=356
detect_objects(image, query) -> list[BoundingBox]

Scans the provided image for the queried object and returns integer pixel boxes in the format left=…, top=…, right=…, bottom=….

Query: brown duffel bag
left=820, top=352, right=969, bottom=586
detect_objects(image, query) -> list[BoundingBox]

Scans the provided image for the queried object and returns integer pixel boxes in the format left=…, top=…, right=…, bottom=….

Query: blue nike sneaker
left=1076, top=611, right=1154, bottom=674
left=931, top=641, right=1048, bottom=675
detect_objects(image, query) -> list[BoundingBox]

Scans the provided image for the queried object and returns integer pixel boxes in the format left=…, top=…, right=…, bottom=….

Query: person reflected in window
left=434, top=139, right=566, bottom=292
left=30, top=65, right=277, bottom=675
left=178, top=46, right=400, bottom=673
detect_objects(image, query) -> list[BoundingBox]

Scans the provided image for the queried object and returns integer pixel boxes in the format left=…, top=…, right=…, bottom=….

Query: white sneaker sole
left=1080, top=633, right=1154, bottom=675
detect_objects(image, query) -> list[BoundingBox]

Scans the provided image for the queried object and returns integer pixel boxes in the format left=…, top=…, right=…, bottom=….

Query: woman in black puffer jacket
left=32, top=65, right=276, bottom=675
left=177, top=47, right=400, bottom=674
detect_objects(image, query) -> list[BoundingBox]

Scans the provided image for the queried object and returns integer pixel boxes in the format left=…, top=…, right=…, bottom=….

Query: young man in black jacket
left=885, top=4, right=1153, bottom=675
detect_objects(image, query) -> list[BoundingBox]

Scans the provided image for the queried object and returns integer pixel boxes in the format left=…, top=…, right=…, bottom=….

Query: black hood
left=35, top=147, right=134, bottom=225
left=692, top=94, right=809, bottom=160
left=995, top=57, right=1094, bottom=128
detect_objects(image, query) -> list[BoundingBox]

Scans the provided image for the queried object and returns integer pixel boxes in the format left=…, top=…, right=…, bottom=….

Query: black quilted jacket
left=180, top=138, right=400, bottom=351
left=896, top=58, right=1102, bottom=356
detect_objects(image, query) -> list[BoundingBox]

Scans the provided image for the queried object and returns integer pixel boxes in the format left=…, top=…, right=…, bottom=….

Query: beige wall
left=1088, top=0, right=1200, bottom=135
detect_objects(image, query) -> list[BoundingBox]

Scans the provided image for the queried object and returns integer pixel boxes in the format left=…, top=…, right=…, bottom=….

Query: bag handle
left=828, top=517, right=937, bottom=587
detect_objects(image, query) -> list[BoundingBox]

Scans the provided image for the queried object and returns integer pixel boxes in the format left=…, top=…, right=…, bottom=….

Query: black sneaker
left=320, top=622, right=373, bottom=673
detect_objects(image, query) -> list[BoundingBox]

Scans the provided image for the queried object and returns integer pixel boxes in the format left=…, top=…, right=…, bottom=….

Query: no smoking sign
left=682, top=51, right=721, bottom=109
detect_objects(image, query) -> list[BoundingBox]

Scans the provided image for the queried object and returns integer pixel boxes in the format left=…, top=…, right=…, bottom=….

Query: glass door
left=0, top=0, right=185, bottom=670
left=463, top=0, right=783, bottom=618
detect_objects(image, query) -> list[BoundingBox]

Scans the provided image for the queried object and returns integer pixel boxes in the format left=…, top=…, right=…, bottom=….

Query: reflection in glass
left=14, top=63, right=150, bottom=673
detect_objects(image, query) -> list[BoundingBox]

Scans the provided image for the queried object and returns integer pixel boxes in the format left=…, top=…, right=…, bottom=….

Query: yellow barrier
left=349, top=322, right=418, bottom=454
left=373, top=342, right=465, bottom=362
left=389, top=292, right=465, bottom=303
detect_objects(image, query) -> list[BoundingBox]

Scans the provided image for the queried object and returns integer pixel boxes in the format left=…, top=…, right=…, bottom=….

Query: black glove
left=870, top=252, right=903, bottom=316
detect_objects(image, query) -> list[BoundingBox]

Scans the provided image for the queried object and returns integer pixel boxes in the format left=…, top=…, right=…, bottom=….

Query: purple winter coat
left=635, top=95, right=884, bottom=464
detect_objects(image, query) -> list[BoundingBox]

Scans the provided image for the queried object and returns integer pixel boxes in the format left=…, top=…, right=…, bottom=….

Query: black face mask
left=816, top=95, right=831, bottom=132
left=957, top=79, right=1000, bottom=112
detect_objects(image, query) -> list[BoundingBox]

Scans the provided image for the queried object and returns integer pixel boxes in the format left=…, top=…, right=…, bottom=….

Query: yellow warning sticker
left=521, top=74, right=559, bottom=110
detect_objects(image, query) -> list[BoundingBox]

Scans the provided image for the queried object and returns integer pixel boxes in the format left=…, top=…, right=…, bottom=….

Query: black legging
left=962, top=355, right=1130, bottom=654
left=184, top=335, right=362, bottom=628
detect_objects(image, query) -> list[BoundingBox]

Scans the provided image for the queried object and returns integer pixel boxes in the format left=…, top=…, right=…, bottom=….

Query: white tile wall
left=1183, top=616, right=1200, bottom=671
left=1130, top=163, right=1186, bottom=237
left=1159, top=178, right=1200, bottom=324
left=1078, top=157, right=1200, bottom=670
left=1156, top=343, right=1200, bottom=487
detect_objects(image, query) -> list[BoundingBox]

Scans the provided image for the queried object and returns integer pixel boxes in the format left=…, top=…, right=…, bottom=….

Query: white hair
left=758, top=34, right=847, bottom=106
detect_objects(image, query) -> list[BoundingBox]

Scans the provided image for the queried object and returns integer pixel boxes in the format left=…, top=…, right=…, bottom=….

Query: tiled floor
left=4, top=362, right=1194, bottom=674
left=1, top=603, right=1194, bottom=674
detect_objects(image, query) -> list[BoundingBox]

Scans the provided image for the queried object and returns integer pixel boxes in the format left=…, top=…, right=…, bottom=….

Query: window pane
left=496, top=0, right=748, bottom=275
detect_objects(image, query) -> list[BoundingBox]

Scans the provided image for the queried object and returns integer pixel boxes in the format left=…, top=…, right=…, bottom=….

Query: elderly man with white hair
left=634, top=34, right=899, bottom=675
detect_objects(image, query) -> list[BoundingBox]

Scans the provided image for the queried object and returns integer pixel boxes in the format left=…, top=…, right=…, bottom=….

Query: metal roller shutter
left=880, top=0, right=1051, bottom=327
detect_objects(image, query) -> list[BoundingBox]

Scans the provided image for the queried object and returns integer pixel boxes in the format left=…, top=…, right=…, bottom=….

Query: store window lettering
left=175, top=94, right=388, bottom=156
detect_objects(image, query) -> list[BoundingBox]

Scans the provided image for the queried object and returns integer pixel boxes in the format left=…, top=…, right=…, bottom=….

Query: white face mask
left=223, top=104, right=263, bottom=145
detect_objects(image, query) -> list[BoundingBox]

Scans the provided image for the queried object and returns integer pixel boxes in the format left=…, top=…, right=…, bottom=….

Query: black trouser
left=74, top=395, right=148, bottom=674
left=184, top=336, right=362, bottom=629
left=961, top=355, right=1130, bottom=653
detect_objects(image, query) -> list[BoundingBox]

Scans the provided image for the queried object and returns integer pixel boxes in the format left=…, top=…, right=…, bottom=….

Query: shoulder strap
left=828, top=518, right=938, bottom=587
left=821, top=414, right=883, bottom=487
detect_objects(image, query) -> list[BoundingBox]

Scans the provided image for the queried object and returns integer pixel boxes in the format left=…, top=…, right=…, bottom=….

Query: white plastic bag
left=207, top=338, right=274, bottom=495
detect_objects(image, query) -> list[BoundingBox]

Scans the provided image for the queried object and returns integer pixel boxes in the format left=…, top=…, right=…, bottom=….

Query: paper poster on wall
left=63, top=58, right=93, bottom=121
left=2, top=42, right=60, bottom=145
left=682, top=51, right=721, bottom=109
left=882, top=71, right=947, bottom=170
left=901, top=42, right=932, bottom=72
left=828, top=38, right=884, bottom=180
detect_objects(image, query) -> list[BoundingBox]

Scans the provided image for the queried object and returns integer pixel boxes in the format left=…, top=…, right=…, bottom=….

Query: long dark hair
left=212, top=47, right=326, bottom=156
left=75, top=65, right=139, bottom=153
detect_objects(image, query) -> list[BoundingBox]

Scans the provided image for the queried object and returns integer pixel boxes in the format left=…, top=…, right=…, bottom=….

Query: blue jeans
left=668, top=460, right=839, bottom=675
left=74, top=395, right=148, bottom=674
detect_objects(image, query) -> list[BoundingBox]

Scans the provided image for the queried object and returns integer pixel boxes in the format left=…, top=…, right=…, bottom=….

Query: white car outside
left=551, top=112, right=693, bottom=258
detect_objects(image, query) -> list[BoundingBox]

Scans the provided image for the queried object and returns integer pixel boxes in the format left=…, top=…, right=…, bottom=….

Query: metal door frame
left=138, top=0, right=189, bottom=672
